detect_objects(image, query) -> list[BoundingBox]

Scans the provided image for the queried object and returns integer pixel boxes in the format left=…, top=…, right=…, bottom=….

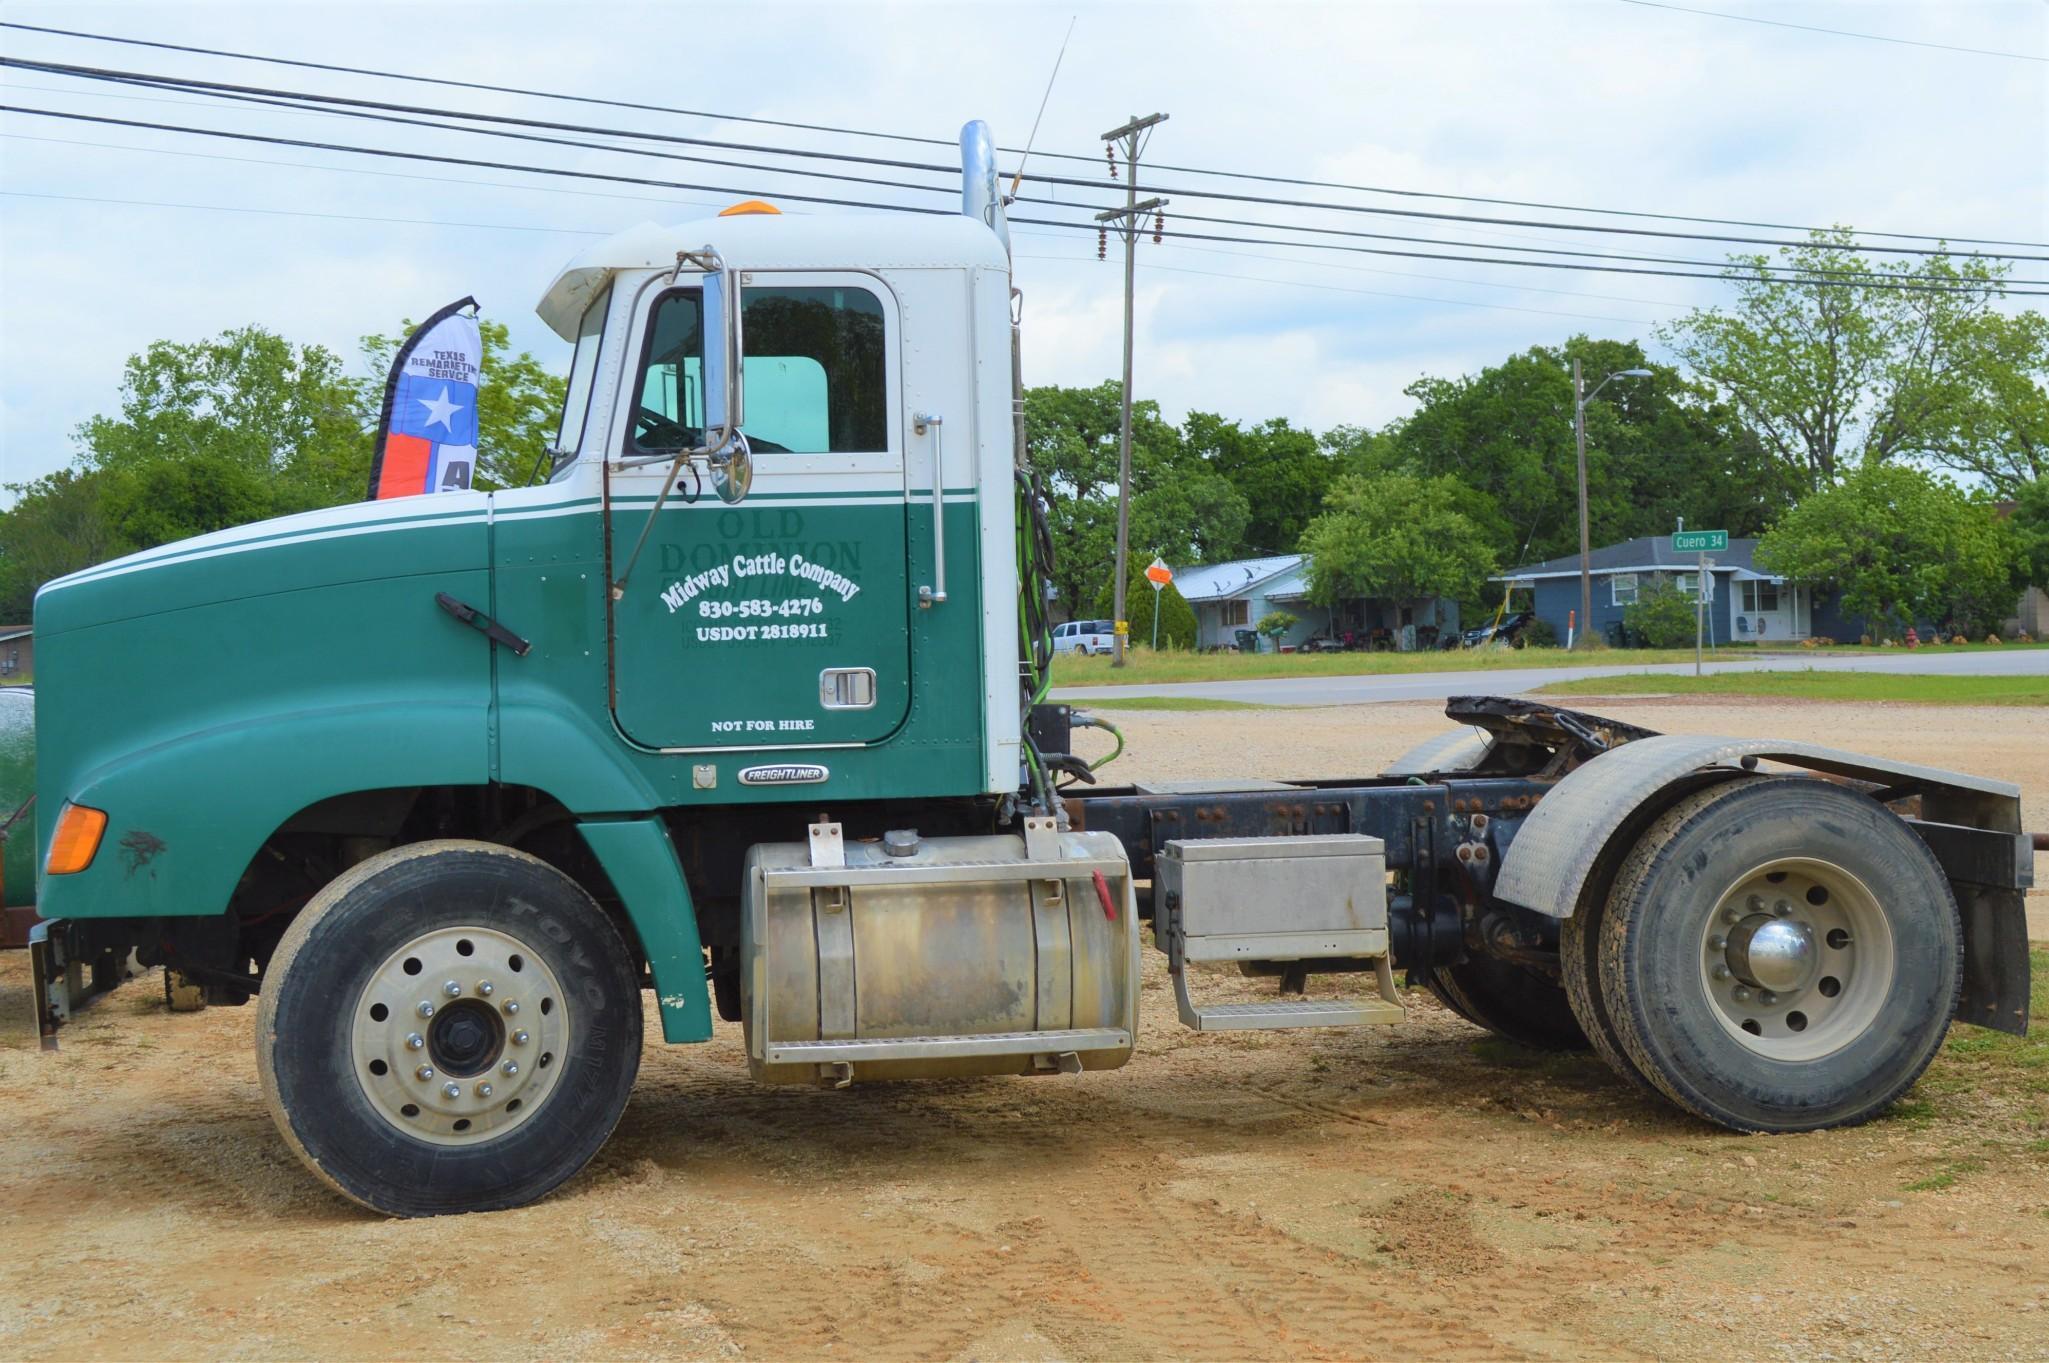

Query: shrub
left=1622, top=580, right=1700, bottom=649
left=1521, top=617, right=1559, bottom=648
left=1256, top=609, right=1297, bottom=641
left=1092, top=572, right=1198, bottom=650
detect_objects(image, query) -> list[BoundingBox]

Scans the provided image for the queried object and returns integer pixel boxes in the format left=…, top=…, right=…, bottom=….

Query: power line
left=12, top=132, right=1694, bottom=316
left=6, top=17, right=2041, bottom=249
left=16, top=63, right=2013, bottom=286
left=5, top=103, right=2038, bottom=296
left=1017, top=251, right=1666, bottom=327
left=0, top=131, right=752, bottom=211
left=1617, top=0, right=2049, bottom=63
left=9, top=52, right=2043, bottom=263
left=0, top=187, right=608, bottom=235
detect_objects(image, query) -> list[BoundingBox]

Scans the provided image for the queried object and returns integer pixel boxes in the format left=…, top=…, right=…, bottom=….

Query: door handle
left=435, top=592, right=531, bottom=656
left=913, top=411, right=946, bottom=606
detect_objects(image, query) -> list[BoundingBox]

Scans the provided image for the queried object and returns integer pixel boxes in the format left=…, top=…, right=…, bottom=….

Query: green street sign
left=1672, top=529, right=1728, bottom=553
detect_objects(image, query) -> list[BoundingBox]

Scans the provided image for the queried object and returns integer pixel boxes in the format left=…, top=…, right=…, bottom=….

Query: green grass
left=1059, top=695, right=1274, bottom=712
left=1533, top=672, right=2049, bottom=706
left=1050, top=645, right=1748, bottom=688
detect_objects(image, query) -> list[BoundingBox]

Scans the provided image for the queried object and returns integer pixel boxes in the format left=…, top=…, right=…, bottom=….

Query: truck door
left=606, top=272, right=913, bottom=751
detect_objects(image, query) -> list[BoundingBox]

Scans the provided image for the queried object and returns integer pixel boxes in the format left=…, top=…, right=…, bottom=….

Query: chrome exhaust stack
left=960, top=120, right=1011, bottom=260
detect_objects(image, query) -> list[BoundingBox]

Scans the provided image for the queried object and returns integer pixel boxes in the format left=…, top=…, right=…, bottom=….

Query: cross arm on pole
left=1101, top=113, right=1169, bottom=141
left=1095, top=196, right=1166, bottom=223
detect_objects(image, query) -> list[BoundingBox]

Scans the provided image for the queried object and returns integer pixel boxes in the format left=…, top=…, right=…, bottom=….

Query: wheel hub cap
left=1726, top=915, right=1815, bottom=993
left=1697, top=858, right=1895, bottom=1061
left=349, top=926, right=569, bottom=1146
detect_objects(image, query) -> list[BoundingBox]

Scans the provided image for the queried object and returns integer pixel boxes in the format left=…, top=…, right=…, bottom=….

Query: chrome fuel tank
left=740, top=825, right=1137, bottom=1085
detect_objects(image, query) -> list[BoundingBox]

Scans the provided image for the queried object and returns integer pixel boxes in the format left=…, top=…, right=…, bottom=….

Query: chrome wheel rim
left=1696, top=857, right=1894, bottom=1061
left=349, top=926, right=570, bottom=1146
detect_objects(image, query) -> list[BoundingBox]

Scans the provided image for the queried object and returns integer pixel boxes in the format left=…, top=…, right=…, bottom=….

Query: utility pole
left=1573, top=357, right=1592, bottom=652
left=1099, top=111, right=1167, bottom=667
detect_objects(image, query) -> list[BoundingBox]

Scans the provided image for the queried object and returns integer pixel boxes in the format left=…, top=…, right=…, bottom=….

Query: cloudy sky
left=2, top=0, right=2044, bottom=496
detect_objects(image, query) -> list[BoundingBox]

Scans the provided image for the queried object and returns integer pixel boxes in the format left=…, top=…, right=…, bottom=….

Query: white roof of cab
left=536, top=210, right=1010, bottom=340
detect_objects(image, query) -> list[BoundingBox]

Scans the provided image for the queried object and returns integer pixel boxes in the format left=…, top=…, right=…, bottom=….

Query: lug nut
left=1774, top=900, right=1793, bottom=917
left=416, top=1064, right=436, bottom=1082
left=502, top=1060, right=519, bottom=1077
left=476, top=980, right=494, bottom=998
left=1724, top=906, right=1743, bottom=925
left=1710, top=935, right=1729, bottom=951
left=442, top=980, right=463, bottom=998
left=512, top=1029, right=530, bottom=1046
left=1732, top=986, right=1752, bottom=1003
left=1759, top=990, right=1778, bottom=1005
left=502, top=1000, right=520, bottom=1016
left=416, top=1001, right=435, bottom=1019
left=405, top=1032, right=426, bottom=1051
left=477, top=1082, right=494, bottom=1099
left=1747, top=895, right=1765, bottom=912
left=443, top=1082, right=462, bottom=1100
left=1712, top=964, right=1731, bottom=981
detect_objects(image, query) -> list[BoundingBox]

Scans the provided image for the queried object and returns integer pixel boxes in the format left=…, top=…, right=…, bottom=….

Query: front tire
left=1597, top=779, right=1960, bottom=1132
left=256, top=840, right=644, bottom=1217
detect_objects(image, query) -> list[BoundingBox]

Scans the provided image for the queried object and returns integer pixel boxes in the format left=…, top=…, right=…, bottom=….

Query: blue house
left=1496, top=537, right=1819, bottom=646
left=1175, top=554, right=1460, bottom=651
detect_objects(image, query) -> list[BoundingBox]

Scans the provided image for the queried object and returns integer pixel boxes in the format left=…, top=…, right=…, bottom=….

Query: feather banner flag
left=367, top=296, right=482, bottom=499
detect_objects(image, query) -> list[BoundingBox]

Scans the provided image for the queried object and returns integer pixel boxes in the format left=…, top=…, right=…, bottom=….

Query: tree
left=76, top=325, right=369, bottom=508
left=1377, top=336, right=1783, bottom=573
left=1298, top=473, right=1499, bottom=609
left=1023, top=382, right=1247, bottom=615
left=0, top=469, right=125, bottom=619
left=1926, top=310, right=2049, bottom=495
left=2010, top=478, right=2049, bottom=591
left=1181, top=413, right=1335, bottom=555
left=359, top=317, right=567, bottom=490
left=1091, top=571, right=1198, bottom=650
left=1757, top=464, right=2022, bottom=635
left=1659, top=230, right=2018, bottom=491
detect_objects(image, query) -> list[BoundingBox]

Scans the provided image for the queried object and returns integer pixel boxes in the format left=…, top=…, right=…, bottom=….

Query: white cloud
left=2, top=0, right=2043, bottom=494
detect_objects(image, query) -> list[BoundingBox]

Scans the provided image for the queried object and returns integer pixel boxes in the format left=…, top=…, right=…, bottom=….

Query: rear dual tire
left=1568, top=778, right=1960, bottom=1131
left=257, top=840, right=644, bottom=1217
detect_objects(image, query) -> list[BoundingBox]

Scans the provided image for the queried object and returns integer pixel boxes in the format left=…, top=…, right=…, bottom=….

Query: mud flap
left=1955, top=886, right=2031, bottom=1037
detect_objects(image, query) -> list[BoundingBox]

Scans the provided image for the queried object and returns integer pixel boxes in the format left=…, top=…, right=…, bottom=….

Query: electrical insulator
left=1097, top=226, right=1107, bottom=260
left=1106, top=145, right=1118, bottom=180
left=1152, top=211, right=1164, bottom=244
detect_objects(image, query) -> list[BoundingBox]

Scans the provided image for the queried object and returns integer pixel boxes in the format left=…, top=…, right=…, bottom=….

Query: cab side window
left=628, top=283, right=888, bottom=457
left=740, top=286, right=887, bottom=453
left=628, top=291, right=707, bottom=454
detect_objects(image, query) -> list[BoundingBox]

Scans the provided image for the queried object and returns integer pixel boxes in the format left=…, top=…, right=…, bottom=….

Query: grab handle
left=913, top=411, right=947, bottom=606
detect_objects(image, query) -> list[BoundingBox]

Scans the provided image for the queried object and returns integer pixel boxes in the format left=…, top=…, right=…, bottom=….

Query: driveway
left=1052, top=646, right=2049, bottom=707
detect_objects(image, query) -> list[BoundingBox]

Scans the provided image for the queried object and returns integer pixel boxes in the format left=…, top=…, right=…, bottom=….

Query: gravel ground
left=0, top=697, right=2043, bottom=1362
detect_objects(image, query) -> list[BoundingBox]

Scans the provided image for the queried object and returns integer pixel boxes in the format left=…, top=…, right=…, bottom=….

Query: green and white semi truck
left=22, top=123, right=2034, bottom=1217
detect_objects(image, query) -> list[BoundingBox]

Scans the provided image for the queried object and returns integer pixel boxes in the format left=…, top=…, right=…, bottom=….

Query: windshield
left=549, top=282, right=611, bottom=481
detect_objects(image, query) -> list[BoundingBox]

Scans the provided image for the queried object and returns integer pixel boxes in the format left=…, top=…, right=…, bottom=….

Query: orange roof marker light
left=718, top=200, right=782, bottom=217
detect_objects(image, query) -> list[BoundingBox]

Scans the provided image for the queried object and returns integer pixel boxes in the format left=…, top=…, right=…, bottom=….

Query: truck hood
left=35, top=494, right=493, bottom=638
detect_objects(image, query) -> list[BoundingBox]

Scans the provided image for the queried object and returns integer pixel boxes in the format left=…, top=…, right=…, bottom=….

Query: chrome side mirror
left=698, top=257, right=745, bottom=453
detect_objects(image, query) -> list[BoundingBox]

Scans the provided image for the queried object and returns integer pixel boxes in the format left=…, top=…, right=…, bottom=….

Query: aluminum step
left=1173, top=953, right=1407, bottom=1032
left=765, top=1027, right=1130, bottom=1066
left=1177, top=997, right=1405, bottom=1032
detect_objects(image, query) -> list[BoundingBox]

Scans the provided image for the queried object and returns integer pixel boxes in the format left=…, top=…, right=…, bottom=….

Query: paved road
left=1052, top=647, right=2049, bottom=707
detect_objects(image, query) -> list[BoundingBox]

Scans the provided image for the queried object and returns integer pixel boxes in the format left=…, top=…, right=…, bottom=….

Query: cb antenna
left=1008, top=14, right=1077, bottom=201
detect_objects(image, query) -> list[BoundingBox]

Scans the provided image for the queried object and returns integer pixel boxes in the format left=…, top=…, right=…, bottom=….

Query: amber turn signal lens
left=45, top=803, right=108, bottom=876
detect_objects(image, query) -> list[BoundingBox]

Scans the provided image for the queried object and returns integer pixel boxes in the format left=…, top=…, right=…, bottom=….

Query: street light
left=1572, top=361, right=1653, bottom=649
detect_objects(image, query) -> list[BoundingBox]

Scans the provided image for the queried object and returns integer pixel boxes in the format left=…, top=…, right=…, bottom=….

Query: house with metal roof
left=1493, top=536, right=1817, bottom=646
left=1174, top=555, right=1460, bottom=651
